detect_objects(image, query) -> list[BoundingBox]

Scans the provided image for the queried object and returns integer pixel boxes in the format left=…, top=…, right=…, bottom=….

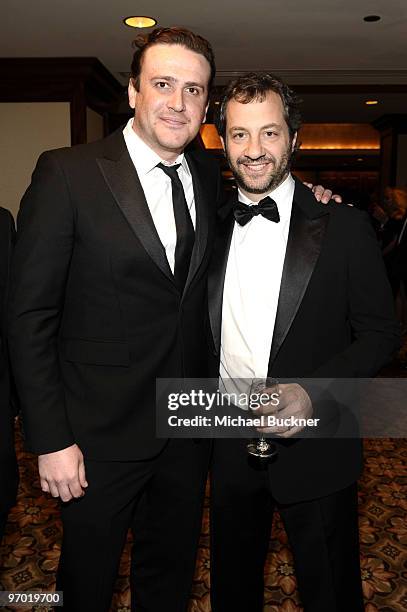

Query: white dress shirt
left=220, top=174, right=295, bottom=395
left=123, top=118, right=196, bottom=273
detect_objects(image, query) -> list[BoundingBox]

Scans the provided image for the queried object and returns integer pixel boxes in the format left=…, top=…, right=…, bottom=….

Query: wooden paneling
left=0, top=58, right=123, bottom=145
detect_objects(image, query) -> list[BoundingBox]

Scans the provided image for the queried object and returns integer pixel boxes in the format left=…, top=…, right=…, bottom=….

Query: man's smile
left=160, top=116, right=188, bottom=128
left=240, top=161, right=272, bottom=174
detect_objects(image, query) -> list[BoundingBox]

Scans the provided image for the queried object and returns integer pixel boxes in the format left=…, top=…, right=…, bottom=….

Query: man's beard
left=226, top=147, right=294, bottom=195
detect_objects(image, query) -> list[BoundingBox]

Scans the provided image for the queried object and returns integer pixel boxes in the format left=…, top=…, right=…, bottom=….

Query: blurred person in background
left=381, top=188, right=407, bottom=331
left=387, top=187, right=407, bottom=334
left=0, top=207, right=18, bottom=545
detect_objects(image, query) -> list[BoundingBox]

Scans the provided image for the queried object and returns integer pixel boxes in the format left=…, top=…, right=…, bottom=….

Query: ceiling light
left=123, top=16, right=157, bottom=28
left=363, top=15, right=381, bottom=22
left=365, top=100, right=378, bottom=105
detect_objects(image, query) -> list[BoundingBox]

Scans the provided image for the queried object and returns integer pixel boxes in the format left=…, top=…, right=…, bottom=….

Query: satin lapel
left=268, top=199, right=329, bottom=368
left=182, top=153, right=210, bottom=294
left=97, top=150, right=173, bottom=283
left=207, top=201, right=235, bottom=354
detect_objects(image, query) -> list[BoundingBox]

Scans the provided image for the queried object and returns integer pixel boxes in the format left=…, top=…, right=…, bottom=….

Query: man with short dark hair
left=9, top=27, right=220, bottom=612
left=0, top=206, right=18, bottom=545
left=208, top=72, right=399, bottom=611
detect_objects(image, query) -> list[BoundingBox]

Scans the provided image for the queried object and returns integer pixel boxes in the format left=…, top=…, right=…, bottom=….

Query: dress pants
left=56, top=439, right=210, bottom=612
left=210, top=439, right=364, bottom=612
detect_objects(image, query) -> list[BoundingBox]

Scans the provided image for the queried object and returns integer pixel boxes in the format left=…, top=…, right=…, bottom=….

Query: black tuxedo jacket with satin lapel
left=8, top=129, right=222, bottom=460
left=208, top=177, right=400, bottom=504
left=0, top=207, right=18, bottom=513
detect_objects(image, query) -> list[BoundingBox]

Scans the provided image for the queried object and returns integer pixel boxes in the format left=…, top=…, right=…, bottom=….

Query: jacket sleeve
left=299, top=211, right=400, bottom=436
left=8, top=151, right=76, bottom=454
left=311, top=211, right=400, bottom=379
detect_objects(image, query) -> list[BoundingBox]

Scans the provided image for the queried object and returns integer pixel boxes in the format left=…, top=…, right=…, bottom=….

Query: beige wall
left=0, top=102, right=71, bottom=219
left=86, top=107, right=104, bottom=143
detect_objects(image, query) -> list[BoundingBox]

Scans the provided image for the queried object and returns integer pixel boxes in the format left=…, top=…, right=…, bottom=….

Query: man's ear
left=128, top=79, right=137, bottom=110
left=202, top=101, right=210, bottom=124
left=291, top=132, right=298, bottom=152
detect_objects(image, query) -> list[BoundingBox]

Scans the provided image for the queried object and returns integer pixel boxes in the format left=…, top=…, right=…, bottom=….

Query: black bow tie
left=233, top=196, right=280, bottom=226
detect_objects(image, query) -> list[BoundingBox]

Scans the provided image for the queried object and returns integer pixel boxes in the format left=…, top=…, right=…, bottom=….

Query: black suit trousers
left=56, top=439, right=210, bottom=612
left=210, top=439, right=364, bottom=612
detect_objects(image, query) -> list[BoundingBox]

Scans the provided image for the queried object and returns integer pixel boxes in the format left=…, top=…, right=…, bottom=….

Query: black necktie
left=157, top=163, right=195, bottom=290
left=233, top=196, right=280, bottom=226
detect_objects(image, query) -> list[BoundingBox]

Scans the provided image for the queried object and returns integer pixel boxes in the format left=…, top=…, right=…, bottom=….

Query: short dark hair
left=216, top=72, right=302, bottom=140
left=130, top=27, right=216, bottom=95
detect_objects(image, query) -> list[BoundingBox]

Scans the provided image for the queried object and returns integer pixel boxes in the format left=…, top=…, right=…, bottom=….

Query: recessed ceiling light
left=365, top=100, right=378, bottom=105
left=363, top=15, right=381, bottom=22
left=357, top=158, right=364, bottom=162
left=123, top=16, right=157, bottom=29
left=214, top=101, right=220, bottom=105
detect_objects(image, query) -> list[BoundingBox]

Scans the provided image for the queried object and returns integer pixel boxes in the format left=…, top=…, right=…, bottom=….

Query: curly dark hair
left=216, top=72, right=302, bottom=141
left=130, top=27, right=216, bottom=96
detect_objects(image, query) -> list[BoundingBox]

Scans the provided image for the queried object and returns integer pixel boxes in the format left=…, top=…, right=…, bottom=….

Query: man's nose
left=245, top=136, right=263, bottom=159
left=167, top=88, right=185, bottom=112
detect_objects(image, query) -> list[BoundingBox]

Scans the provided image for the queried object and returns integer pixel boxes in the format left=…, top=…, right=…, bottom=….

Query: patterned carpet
left=0, top=429, right=406, bottom=611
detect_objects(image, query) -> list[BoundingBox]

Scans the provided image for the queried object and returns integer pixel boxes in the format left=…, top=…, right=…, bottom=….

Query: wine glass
left=246, top=378, right=278, bottom=459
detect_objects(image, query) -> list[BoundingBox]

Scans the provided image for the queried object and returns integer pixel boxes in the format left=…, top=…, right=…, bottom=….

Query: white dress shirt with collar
left=123, top=118, right=196, bottom=274
left=220, top=173, right=295, bottom=392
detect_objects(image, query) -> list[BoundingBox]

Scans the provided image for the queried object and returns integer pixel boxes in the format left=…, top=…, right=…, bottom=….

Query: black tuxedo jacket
left=208, top=178, right=400, bottom=504
left=0, top=207, right=18, bottom=513
left=9, top=130, right=221, bottom=460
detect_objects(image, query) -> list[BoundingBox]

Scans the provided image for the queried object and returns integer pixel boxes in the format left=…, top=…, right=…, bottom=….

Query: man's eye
left=265, top=131, right=278, bottom=137
left=186, top=87, right=199, bottom=95
left=155, top=81, right=169, bottom=89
